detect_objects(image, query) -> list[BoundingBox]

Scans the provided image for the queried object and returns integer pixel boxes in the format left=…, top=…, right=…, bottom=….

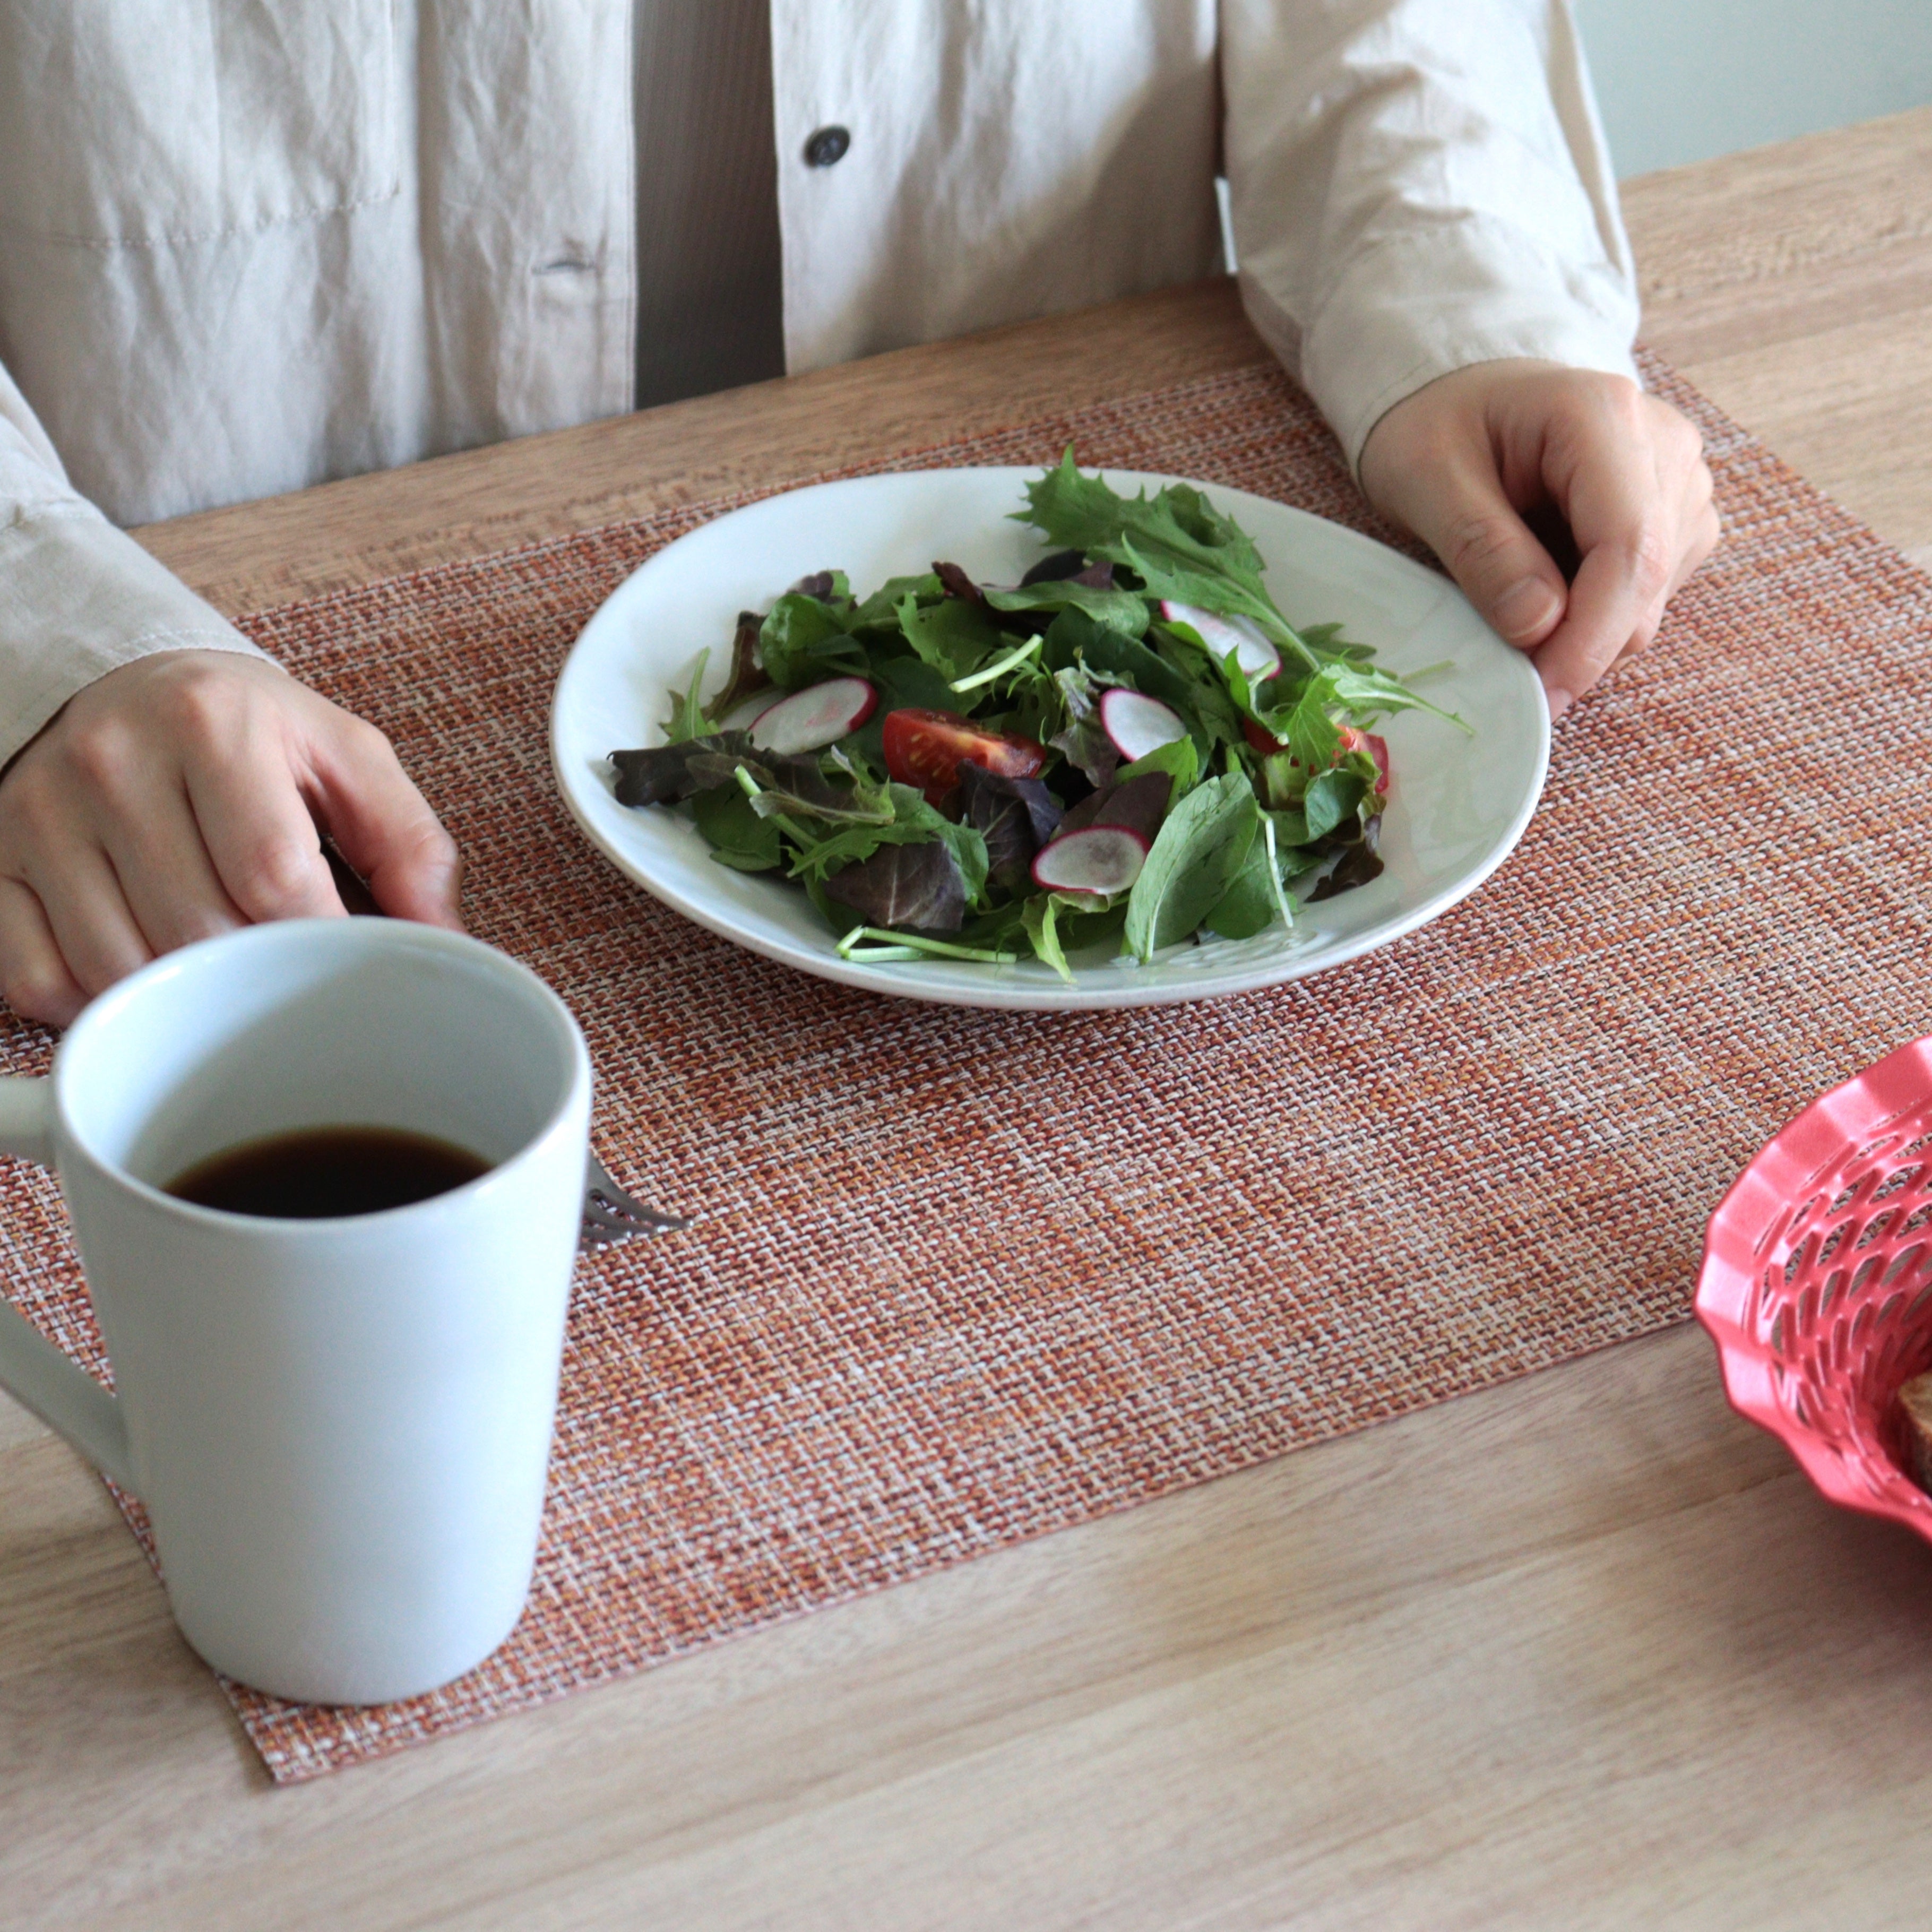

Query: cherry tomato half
left=881, top=709, right=1048, bottom=804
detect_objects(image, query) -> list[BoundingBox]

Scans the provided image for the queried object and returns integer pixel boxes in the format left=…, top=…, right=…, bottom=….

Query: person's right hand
left=0, top=649, right=463, bottom=1027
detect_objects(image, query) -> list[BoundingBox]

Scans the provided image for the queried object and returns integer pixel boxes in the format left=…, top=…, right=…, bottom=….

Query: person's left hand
left=1358, top=359, right=1719, bottom=719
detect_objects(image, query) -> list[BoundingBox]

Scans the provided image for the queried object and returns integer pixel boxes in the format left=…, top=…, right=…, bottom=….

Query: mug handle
left=0, top=1077, right=134, bottom=1489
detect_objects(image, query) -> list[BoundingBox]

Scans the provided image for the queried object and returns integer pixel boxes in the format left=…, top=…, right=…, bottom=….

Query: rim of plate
left=549, top=467, right=1550, bottom=1011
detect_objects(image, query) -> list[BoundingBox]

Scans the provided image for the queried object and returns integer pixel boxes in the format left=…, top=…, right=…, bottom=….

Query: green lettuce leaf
left=760, top=593, right=868, bottom=688
left=849, top=573, right=943, bottom=632
left=689, top=783, right=783, bottom=871
left=982, top=578, right=1151, bottom=637
left=896, top=593, right=1004, bottom=682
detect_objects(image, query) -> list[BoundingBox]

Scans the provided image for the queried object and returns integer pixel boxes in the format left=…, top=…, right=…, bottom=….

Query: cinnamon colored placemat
left=6, top=351, right=1931, bottom=1782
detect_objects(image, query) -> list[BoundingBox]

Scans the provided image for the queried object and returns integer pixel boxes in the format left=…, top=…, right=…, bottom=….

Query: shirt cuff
left=1239, top=215, right=1641, bottom=479
left=0, top=501, right=270, bottom=769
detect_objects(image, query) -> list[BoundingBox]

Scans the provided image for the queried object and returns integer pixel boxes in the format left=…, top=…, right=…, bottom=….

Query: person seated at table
left=0, top=0, right=1716, bottom=1025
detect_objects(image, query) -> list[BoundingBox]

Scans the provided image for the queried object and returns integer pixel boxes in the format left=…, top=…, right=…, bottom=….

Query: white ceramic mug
left=0, top=918, right=592, bottom=1705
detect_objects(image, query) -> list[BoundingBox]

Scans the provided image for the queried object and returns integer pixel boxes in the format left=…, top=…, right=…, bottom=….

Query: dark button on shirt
left=804, top=125, right=851, bottom=168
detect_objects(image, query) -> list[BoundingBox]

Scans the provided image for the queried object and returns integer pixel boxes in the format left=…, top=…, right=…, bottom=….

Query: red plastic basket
left=1697, top=1038, right=1932, bottom=1536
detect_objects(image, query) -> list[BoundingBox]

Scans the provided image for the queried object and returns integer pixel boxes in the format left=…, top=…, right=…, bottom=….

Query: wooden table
left=6, top=109, right=1932, bottom=1930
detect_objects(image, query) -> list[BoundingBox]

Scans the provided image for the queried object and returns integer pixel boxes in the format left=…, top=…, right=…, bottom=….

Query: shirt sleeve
left=0, top=361, right=269, bottom=771
left=1221, top=0, right=1641, bottom=475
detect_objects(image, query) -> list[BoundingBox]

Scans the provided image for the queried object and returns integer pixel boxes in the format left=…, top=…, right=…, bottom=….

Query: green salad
left=609, top=453, right=1460, bottom=978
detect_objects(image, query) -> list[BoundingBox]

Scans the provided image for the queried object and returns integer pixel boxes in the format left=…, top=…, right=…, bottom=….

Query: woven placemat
left=5, top=350, right=1929, bottom=1782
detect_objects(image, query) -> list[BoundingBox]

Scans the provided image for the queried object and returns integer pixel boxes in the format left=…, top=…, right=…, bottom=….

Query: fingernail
left=1544, top=685, right=1574, bottom=723
left=1493, top=578, right=1563, bottom=642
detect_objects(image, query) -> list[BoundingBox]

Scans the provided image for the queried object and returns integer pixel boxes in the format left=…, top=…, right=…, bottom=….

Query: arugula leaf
left=1276, top=673, right=1344, bottom=772
left=1311, top=660, right=1464, bottom=729
left=1117, top=543, right=1314, bottom=674
left=689, top=783, right=783, bottom=871
left=1123, top=772, right=1261, bottom=962
left=982, top=579, right=1151, bottom=637
left=1258, top=660, right=1465, bottom=779
left=896, top=592, right=1003, bottom=682
left=663, top=647, right=712, bottom=743
left=1260, top=661, right=1463, bottom=742
left=760, top=593, right=867, bottom=688
left=1298, top=620, right=1375, bottom=663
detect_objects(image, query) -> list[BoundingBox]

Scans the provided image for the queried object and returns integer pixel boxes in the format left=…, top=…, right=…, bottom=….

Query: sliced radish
left=1031, top=825, right=1149, bottom=896
left=748, top=677, right=877, bottom=755
left=1099, top=688, right=1187, bottom=763
left=1159, top=600, right=1281, bottom=684
left=717, top=691, right=782, bottom=733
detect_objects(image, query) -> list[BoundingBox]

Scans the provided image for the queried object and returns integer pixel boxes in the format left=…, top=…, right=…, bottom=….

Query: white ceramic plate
left=549, top=468, right=1549, bottom=1011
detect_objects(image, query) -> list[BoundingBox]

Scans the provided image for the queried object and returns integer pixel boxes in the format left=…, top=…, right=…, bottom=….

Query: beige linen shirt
left=0, top=0, right=1638, bottom=768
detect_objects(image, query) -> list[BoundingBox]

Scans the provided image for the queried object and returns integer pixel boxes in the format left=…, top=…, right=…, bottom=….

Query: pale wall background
left=1573, top=0, right=1932, bottom=176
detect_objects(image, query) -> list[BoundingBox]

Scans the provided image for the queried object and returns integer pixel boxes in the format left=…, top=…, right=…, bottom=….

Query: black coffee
left=166, top=1126, right=491, bottom=1220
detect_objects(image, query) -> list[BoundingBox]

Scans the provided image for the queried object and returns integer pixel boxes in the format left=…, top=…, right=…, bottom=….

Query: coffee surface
left=166, top=1126, right=491, bottom=1220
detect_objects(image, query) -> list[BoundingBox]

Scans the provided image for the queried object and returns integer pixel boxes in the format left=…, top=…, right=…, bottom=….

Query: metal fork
left=581, top=1151, right=691, bottom=1250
